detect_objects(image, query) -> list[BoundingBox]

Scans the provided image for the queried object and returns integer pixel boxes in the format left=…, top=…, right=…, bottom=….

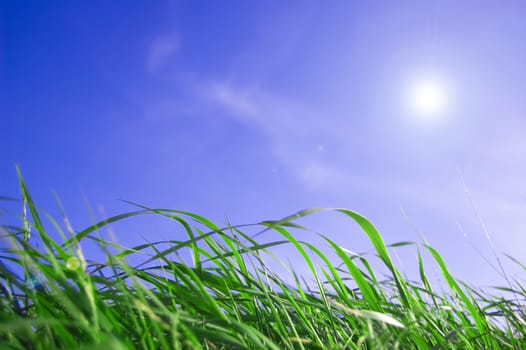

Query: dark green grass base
left=0, top=171, right=525, bottom=349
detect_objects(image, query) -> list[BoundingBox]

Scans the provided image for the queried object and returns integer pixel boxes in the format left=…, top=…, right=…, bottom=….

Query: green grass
left=0, top=171, right=525, bottom=349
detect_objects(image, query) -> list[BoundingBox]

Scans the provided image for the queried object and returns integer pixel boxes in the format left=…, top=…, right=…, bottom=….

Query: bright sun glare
left=406, top=78, right=448, bottom=119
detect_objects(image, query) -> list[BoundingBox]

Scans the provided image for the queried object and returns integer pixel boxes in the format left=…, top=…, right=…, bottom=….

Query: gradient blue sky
left=2, top=1, right=526, bottom=287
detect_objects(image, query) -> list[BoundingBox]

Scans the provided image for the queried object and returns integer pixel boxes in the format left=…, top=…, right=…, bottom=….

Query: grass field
left=1, top=171, right=525, bottom=349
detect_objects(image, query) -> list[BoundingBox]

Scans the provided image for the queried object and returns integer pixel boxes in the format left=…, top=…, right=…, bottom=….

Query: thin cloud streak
left=147, top=34, right=180, bottom=75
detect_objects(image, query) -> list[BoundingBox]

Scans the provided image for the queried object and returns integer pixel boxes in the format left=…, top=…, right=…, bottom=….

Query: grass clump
left=0, top=171, right=525, bottom=349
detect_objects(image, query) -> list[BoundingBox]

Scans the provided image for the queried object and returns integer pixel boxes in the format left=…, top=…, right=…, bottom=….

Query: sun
left=406, top=78, right=448, bottom=119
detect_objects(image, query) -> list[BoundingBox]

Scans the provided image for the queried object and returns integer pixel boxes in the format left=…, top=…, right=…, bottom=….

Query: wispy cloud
left=147, top=34, right=180, bottom=74
left=205, top=82, right=259, bottom=119
left=203, top=81, right=357, bottom=187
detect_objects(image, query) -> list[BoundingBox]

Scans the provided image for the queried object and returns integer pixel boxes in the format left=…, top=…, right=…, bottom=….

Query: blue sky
left=2, top=1, right=526, bottom=287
